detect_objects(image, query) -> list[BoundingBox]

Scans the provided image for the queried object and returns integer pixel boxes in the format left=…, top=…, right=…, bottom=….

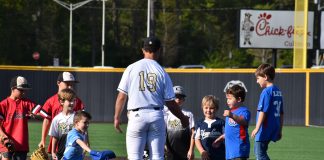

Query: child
left=164, top=86, right=195, bottom=160
left=63, top=110, right=116, bottom=160
left=49, top=88, right=76, bottom=160
left=0, top=76, right=40, bottom=160
left=223, top=85, right=251, bottom=160
left=251, top=63, right=284, bottom=160
left=37, top=72, right=85, bottom=154
left=194, top=95, right=225, bottom=160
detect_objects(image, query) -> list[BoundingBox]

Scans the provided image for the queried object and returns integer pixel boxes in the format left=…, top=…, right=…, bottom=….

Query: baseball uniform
left=195, top=118, right=225, bottom=160
left=255, top=85, right=283, bottom=142
left=164, top=107, right=194, bottom=160
left=0, top=97, right=38, bottom=152
left=118, top=58, right=175, bottom=160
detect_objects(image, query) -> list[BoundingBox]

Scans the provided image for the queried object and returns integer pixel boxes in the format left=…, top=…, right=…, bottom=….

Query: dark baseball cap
left=143, top=36, right=161, bottom=53
left=57, top=72, right=79, bottom=83
left=10, top=76, right=31, bottom=90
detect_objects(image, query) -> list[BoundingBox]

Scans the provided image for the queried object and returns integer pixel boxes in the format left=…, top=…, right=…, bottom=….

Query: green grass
left=28, top=122, right=324, bottom=159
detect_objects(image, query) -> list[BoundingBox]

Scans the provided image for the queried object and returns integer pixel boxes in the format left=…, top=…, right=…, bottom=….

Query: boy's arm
left=223, top=110, right=248, bottom=126
left=194, top=139, right=209, bottom=160
left=75, top=139, right=91, bottom=153
left=39, top=118, right=50, bottom=148
left=187, top=128, right=195, bottom=160
left=51, top=136, right=58, bottom=160
left=251, top=111, right=265, bottom=138
left=165, top=101, right=189, bottom=128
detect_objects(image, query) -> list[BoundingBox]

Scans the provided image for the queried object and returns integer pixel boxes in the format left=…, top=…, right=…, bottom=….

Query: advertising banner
left=239, top=10, right=314, bottom=49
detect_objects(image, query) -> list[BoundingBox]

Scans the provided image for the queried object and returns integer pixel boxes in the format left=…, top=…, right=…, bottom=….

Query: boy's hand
left=251, top=128, right=258, bottom=138
left=223, top=110, right=232, bottom=118
left=52, top=153, right=58, bottom=160
left=201, top=150, right=210, bottom=160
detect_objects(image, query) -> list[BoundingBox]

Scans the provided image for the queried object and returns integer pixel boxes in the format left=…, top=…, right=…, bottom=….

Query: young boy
left=223, top=85, right=251, bottom=160
left=164, top=86, right=195, bottom=160
left=251, top=63, right=284, bottom=160
left=0, top=76, right=41, bottom=160
left=49, top=88, right=76, bottom=160
left=63, top=110, right=115, bottom=160
left=195, top=95, right=225, bottom=160
left=37, top=72, right=85, bottom=153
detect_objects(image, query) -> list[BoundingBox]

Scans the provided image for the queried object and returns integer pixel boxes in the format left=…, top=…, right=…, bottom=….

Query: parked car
left=178, top=65, right=206, bottom=69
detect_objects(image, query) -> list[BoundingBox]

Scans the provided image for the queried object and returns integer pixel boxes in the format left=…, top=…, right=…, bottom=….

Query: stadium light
left=53, top=0, right=94, bottom=67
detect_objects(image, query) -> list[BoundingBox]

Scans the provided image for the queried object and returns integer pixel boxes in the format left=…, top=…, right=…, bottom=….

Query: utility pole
left=101, top=0, right=106, bottom=66
left=53, top=0, right=94, bottom=67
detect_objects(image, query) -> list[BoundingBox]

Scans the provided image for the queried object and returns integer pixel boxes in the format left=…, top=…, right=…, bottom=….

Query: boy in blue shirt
left=251, top=63, right=284, bottom=160
left=63, top=111, right=115, bottom=160
left=223, top=85, right=250, bottom=160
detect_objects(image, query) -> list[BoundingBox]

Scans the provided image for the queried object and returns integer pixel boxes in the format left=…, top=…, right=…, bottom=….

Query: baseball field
left=28, top=122, right=324, bottom=160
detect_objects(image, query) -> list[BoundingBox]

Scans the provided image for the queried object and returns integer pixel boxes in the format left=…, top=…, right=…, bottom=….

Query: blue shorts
left=254, top=141, right=270, bottom=160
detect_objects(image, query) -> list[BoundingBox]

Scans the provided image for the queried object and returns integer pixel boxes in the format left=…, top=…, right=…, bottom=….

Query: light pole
left=147, top=0, right=150, bottom=37
left=53, top=0, right=94, bottom=67
left=101, top=0, right=106, bottom=67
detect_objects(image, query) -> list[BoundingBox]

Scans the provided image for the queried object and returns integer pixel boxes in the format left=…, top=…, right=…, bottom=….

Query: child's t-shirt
left=48, top=112, right=75, bottom=138
left=225, top=106, right=250, bottom=159
left=195, top=117, right=225, bottom=160
left=256, top=85, right=283, bottom=142
left=63, top=128, right=86, bottom=160
left=164, top=107, right=195, bottom=158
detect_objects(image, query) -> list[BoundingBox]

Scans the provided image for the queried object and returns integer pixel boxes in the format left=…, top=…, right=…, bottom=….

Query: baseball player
left=0, top=76, right=41, bottom=160
left=164, top=86, right=195, bottom=160
left=251, top=64, right=284, bottom=160
left=36, top=72, right=85, bottom=153
left=114, top=36, right=189, bottom=160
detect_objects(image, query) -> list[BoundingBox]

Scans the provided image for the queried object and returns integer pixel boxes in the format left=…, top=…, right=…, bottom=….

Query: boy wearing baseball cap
left=37, top=72, right=85, bottom=154
left=164, top=86, right=195, bottom=160
left=0, top=76, right=41, bottom=160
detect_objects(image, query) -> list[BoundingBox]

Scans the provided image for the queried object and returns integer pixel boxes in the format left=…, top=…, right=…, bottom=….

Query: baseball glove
left=30, top=146, right=48, bottom=160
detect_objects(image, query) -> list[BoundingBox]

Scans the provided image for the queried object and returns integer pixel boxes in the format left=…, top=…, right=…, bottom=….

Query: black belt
left=130, top=107, right=161, bottom=112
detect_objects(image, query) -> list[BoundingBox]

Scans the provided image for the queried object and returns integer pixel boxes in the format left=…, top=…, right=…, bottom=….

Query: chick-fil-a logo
left=255, top=12, right=298, bottom=38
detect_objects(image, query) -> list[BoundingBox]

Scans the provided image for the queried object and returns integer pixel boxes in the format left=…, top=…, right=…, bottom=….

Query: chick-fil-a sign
left=239, top=10, right=314, bottom=49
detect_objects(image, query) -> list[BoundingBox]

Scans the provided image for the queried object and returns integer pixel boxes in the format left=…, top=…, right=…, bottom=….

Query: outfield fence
left=0, top=66, right=323, bottom=126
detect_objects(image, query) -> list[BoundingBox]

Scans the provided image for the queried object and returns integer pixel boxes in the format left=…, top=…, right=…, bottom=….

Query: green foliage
left=0, top=0, right=299, bottom=68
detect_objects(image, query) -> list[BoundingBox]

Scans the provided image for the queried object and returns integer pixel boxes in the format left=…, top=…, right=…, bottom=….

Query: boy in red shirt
left=36, top=72, right=85, bottom=153
left=0, top=76, right=40, bottom=160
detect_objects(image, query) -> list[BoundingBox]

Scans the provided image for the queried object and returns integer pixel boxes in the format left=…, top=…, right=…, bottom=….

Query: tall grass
left=28, top=122, right=324, bottom=159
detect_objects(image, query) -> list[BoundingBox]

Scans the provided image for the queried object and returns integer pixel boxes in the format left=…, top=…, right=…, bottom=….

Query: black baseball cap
left=10, top=76, right=31, bottom=90
left=57, top=72, right=79, bottom=83
left=142, top=36, right=161, bottom=53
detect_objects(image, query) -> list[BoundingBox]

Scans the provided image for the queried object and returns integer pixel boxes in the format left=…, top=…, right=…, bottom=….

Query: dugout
left=0, top=66, right=323, bottom=126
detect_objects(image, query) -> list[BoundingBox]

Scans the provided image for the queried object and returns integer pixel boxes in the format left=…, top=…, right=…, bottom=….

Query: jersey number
left=139, top=71, right=157, bottom=92
left=273, top=100, right=281, bottom=117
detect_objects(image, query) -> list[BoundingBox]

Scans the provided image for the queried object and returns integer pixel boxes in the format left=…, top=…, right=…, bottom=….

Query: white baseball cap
left=57, top=72, right=79, bottom=83
left=173, top=86, right=186, bottom=97
left=10, top=76, right=31, bottom=90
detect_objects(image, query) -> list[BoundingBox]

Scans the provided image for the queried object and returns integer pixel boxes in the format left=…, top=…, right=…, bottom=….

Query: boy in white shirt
left=48, top=88, right=76, bottom=160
